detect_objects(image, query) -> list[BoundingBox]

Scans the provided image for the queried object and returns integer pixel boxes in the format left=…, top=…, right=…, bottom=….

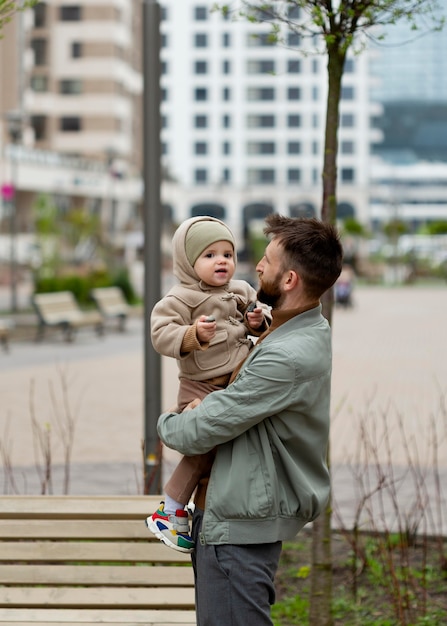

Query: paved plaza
left=1, top=284, right=446, bottom=533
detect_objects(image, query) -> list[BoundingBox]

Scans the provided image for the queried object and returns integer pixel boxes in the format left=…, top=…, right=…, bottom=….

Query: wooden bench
left=91, top=286, right=129, bottom=331
left=32, top=291, right=105, bottom=342
left=0, top=495, right=195, bottom=625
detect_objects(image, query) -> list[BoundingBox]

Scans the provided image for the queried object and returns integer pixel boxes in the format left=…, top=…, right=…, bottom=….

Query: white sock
left=164, top=495, right=184, bottom=516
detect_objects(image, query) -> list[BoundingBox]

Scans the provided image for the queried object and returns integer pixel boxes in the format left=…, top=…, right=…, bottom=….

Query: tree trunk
left=309, top=45, right=345, bottom=626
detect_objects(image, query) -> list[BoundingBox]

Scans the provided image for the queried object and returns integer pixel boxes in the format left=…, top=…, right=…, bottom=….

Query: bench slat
left=0, top=587, right=195, bottom=610
left=0, top=608, right=196, bottom=624
left=0, top=496, right=159, bottom=519
left=0, top=541, right=192, bottom=563
left=0, top=520, right=154, bottom=540
left=0, top=565, right=193, bottom=586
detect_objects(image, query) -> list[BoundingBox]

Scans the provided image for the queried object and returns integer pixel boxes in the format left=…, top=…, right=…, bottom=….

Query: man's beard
left=257, top=273, right=285, bottom=309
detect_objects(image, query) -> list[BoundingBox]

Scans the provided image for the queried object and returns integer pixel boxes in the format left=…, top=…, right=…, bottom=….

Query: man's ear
left=284, top=270, right=299, bottom=291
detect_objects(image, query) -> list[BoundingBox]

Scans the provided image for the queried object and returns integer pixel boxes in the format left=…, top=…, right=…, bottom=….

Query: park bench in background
left=91, top=286, right=129, bottom=331
left=0, top=495, right=195, bottom=626
left=32, top=291, right=104, bottom=342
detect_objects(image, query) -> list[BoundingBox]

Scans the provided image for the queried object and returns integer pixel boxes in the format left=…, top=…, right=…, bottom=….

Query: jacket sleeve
left=151, top=295, right=198, bottom=360
left=157, top=341, right=303, bottom=455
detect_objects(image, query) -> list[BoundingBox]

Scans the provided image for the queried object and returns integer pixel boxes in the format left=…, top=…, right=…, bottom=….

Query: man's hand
left=247, top=307, right=264, bottom=329
left=196, top=315, right=216, bottom=342
left=183, top=398, right=202, bottom=411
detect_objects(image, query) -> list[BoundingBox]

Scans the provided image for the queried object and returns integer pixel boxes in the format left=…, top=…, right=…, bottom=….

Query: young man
left=157, top=215, right=343, bottom=626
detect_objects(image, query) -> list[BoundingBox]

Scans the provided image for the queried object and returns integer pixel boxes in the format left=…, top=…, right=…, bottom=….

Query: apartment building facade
left=160, top=0, right=381, bottom=245
left=0, top=0, right=143, bottom=244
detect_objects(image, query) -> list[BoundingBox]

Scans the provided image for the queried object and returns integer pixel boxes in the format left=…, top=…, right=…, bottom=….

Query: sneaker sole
left=145, top=517, right=194, bottom=554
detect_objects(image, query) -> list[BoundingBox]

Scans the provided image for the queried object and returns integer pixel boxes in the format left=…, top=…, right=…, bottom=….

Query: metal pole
left=142, top=0, right=162, bottom=494
left=10, top=151, right=18, bottom=313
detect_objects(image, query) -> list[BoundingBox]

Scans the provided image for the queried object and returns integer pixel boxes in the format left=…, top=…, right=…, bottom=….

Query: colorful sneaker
left=145, top=502, right=195, bottom=553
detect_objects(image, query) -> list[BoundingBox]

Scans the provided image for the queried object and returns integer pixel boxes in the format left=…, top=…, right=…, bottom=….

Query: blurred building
left=9, top=1, right=447, bottom=256
left=160, top=0, right=381, bottom=247
left=368, top=7, right=447, bottom=231
left=0, top=0, right=143, bottom=252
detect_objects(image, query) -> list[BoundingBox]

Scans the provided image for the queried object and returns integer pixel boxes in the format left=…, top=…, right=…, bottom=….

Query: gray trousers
left=191, top=508, right=282, bottom=626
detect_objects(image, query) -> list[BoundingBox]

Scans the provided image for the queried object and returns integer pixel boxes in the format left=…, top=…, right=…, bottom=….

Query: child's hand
left=247, top=307, right=264, bottom=329
left=196, top=315, right=216, bottom=342
left=183, top=398, right=202, bottom=411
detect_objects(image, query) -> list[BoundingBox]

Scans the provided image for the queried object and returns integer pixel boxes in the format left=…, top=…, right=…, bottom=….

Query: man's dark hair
left=264, top=214, right=343, bottom=299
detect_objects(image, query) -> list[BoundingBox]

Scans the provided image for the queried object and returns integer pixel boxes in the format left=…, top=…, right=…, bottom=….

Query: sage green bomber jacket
left=157, top=304, right=332, bottom=545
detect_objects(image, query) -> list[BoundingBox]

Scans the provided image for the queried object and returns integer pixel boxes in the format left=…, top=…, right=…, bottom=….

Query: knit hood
left=172, top=215, right=237, bottom=286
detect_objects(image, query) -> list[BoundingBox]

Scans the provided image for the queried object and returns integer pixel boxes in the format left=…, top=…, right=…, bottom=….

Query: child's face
left=193, top=240, right=235, bottom=287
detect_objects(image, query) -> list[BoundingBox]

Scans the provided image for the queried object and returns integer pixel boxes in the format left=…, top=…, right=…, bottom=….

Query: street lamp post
left=142, top=0, right=162, bottom=494
left=5, top=111, right=23, bottom=314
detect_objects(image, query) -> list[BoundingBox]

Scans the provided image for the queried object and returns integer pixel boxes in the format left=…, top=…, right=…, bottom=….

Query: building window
left=30, top=75, right=48, bottom=92
left=195, top=169, right=208, bottom=184
left=195, top=60, right=208, bottom=74
left=340, top=113, right=355, bottom=127
left=247, top=87, right=275, bottom=101
left=222, top=87, right=231, bottom=101
left=222, top=114, right=231, bottom=128
left=162, top=142, right=168, bottom=155
left=287, top=59, right=301, bottom=73
left=31, top=115, right=46, bottom=141
left=71, top=42, right=82, bottom=58
left=288, top=5, right=301, bottom=19
left=312, top=113, right=319, bottom=128
left=222, top=168, right=231, bottom=182
left=222, top=59, right=231, bottom=74
left=312, top=168, right=319, bottom=183
left=312, top=141, right=319, bottom=155
left=247, top=169, right=275, bottom=184
left=59, top=79, right=82, bottom=94
left=312, top=86, right=319, bottom=100
left=162, top=115, right=168, bottom=128
left=247, top=59, right=275, bottom=74
left=247, top=32, right=275, bottom=47
left=287, top=114, right=301, bottom=128
left=345, top=58, right=354, bottom=73
left=60, top=5, right=81, bottom=21
left=288, top=169, right=301, bottom=183
left=194, top=6, right=208, bottom=20
left=341, top=85, right=355, bottom=100
left=222, top=32, right=231, bottom=47
left=161, top=6, right=168, bottom=20
left=161, top=61, right=168, bottom=74
left=312, top=59, right=319, bottom=73
left=195, top=114, right=208, bottom=128
left=195, top=142, right=208, bottom=155
left=247, top=142, right=276, bottom=155
left=287, top=32, right=301, bottom=46
left=287, top=87, right=301, bottom=100
left=194, top=87, right=208, bottom=101
left=161, top=34, right=168, bottom=47
left=34, top=2, right=46, bottom=27
left=162, top=88, right=168, bottom=101
left=31, top=38, right=47, bottom=66
left=341, top=140, right=354, bottom=154
left=341, top=168, right=355, bottom=183
left=222, top=141, right=231, bottom=155
left=60, top=116, right=81, bottom=132
left=287, top=141, right=301, bottom=155
left=194, top=33, right=208, bottom=47
left=247, top=114, right=275, bottom=128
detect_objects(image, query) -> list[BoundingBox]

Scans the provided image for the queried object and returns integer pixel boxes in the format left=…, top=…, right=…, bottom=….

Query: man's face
left=255, top=239, right=286, bottom=309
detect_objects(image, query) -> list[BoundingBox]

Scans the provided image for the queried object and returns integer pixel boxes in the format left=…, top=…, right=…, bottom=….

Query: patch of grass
left=273, top=530, right=447, bottom=626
